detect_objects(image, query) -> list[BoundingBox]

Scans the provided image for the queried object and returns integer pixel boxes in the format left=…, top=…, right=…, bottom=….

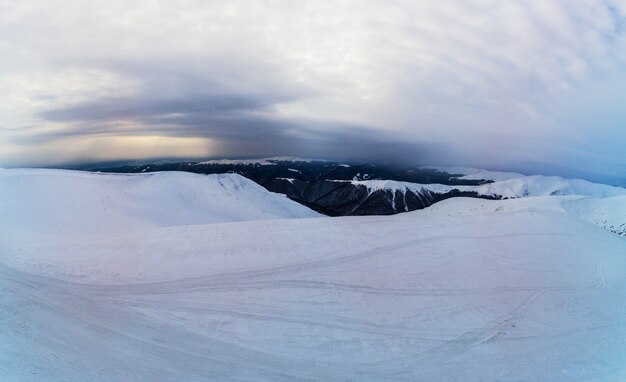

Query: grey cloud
left=29, top=55, right=439, bottom=165
left=38, top=94, right=278, bottom=123
left=2, top=1, right=626, bottom=183
left=33, top=87, right=441, bottom=166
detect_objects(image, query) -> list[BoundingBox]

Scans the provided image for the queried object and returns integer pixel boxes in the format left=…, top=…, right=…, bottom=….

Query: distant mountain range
left=91, top=158, right=626, bottom=217
left=91, top=158, right=495, bottom=215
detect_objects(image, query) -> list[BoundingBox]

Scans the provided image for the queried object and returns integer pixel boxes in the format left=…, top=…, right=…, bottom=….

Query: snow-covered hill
left=1, top=168, right=626, bottom=381
left=563, top=195, right=626, bottom=236
left=452, top=168, right=626, bottom=198
left=92, top=159, right=626, bottom=217
left=348, top=170, right=626, bottom=220
left=355, top=170, right=626, bottom=199
left=0, top=169, right=319, bottom=235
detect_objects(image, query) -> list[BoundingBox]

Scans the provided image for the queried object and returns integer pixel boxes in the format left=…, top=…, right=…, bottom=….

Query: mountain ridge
left=0, top=169, right=319, bottom=236
left=90, top=158, right=625, bottom=216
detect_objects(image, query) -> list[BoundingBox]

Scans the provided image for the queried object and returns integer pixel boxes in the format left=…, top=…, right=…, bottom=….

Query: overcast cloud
left=1, top=0, right=625, bottom=183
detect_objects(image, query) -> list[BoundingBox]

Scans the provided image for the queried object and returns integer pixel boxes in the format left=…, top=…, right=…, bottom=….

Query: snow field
left=1, top=169, right=625, bottom=381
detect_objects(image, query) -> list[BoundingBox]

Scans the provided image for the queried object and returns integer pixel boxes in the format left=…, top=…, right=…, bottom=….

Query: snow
left=0, top=169, right=319, bottom=235
left=197, top=158, right=276, bottom=165
left=352, top=173, right=626, bottom=200
left=563, top=195, right=626, bottom=236
left=197, top=157, right=325, bottom=165
left=262, top=156, right=327, bottom=162
left=2, top=169, right=626, bottom=381
left=425, top=166, right=526, bottom=181
left=351, top=179, right=464, bottom=194
left=473, top=175, right=626, bottom=198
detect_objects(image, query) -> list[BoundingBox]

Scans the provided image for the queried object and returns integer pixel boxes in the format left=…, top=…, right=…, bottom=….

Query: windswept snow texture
left=2, top=169, right=626, bottom=381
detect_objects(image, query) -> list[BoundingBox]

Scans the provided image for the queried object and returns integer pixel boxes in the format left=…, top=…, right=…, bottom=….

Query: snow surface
left=352, top=173, right=626, bottom=200
left=425, top=166, right=527, bottom=181
left=473, top=175, right=626, bottom=198
left=197, top=157, right=325, bottom=165
left=0, top=169, right=319, bottom=235
left=2, top=169, right=626, bottom=381
left=563, top=195, right=626, bottom=236
left=351, top=179, right=464, bottom=194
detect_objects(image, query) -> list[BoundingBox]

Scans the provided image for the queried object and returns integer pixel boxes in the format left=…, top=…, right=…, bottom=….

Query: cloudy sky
left=1, top=1, right=625, bottom=183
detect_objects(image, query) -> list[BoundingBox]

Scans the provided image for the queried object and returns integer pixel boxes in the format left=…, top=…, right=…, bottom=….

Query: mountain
left=90, top=158, right=493, bottom=215
left=91, top=157, right=488, bottom=185
left=92, top=158, right=626, bottom=216
left=0, top=168, right=319, bottom=235
left=2, top=169, right=626, bottom=380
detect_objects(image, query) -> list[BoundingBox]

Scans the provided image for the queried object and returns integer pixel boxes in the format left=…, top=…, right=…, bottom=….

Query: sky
left=1, top=0, right=625, bottom=183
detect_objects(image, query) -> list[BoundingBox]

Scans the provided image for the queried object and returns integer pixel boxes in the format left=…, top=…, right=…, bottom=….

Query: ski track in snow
left=2, top=169, right=626, bottom=381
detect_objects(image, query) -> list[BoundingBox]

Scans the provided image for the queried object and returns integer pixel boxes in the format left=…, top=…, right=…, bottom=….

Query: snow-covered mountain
left=353, top=168, right=626, bottom=198
left=439, top=167, right=626, bottom=198
left=347, top=171, right=626, bottom=212
left=0, top=169, right=319, bottom=235
left=91, top=159, right=626, bottom=217
left=196, top=157, right=327, bottom=166
left=2, top=167, right=626, bottom=381
left=563, top=195, right=626, bottom=236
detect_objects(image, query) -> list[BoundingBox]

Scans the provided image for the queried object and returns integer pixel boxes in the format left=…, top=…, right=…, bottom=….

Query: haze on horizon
left=1, top=1, right=625, bottom=184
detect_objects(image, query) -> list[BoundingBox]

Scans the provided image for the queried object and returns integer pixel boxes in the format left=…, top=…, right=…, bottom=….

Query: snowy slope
left=427, top=166, right=527, bottom=181
left=434, top=167, right=626, bottom=197
left=2, top=188, right=626, bottom=381
left=472, top=175, right=626, bottom=198
left=351, top=179, right=463, bottom=194
left=348, top=172, right=626, bottom=219
left=354, top=172, right=626, bottom=200
left=563, top=195, right=626, bottom=236
left=346, top=175, right=626, bottom=222
left=0, top=169, right=319, bottom=235
left=2, top=169, right=626, bottom=381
